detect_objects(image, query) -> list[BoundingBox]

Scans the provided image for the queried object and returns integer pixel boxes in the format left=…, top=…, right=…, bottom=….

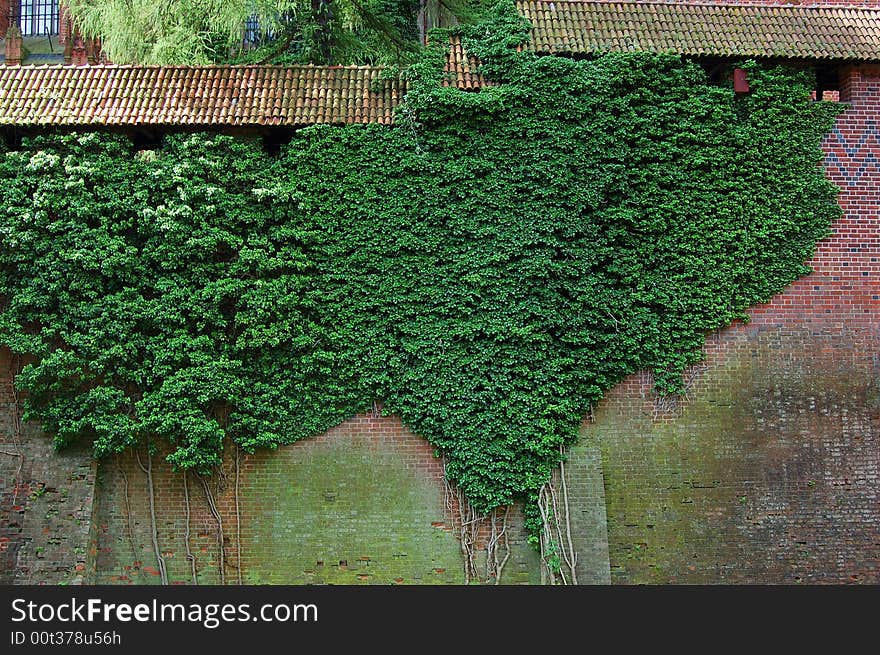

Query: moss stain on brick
left=586, top=328, right=880, bottom=584
left=239, top=441, right=464, bottom=584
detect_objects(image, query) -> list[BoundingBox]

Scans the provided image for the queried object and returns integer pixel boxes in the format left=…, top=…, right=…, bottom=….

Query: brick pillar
left=71, top=36, right=87, bottom=66
left=4, top=24, right=23, bottom=66
left=63, top=33, right=73, bottom=64
left=0, top=0, right=10, bottom=38
left=59, top=3, right=71, bottom=45
left=836, top=64, right=880, bottom=106
left=85, top=37, right=99, bottom=65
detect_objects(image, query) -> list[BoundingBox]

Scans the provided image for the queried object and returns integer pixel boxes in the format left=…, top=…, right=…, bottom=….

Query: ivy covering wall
left=0, top=3, right=841, bottom=537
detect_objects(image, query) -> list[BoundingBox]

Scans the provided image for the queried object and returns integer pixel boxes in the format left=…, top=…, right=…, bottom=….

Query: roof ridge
left=519, top=0, right=880, bottom=12
left=519, top=0, right=880, bottom=61
left=3, top=63, right=393, bottom=72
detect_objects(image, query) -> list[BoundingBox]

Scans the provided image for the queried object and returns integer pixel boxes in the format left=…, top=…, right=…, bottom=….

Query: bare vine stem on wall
left=443, top=456, right=512, bottom=585
left=486, top=505, right=511, bottom=585
left=536, top=452, right=579, bottom=585
left=5, top=355, right=24, bottom=507
left=558, top=447, right=578, bottom=584
left=445, top=469, right=479, bottom=584
left=200, top=472, right=226, bottom=585
left=135, top=445, right=169, bottom=585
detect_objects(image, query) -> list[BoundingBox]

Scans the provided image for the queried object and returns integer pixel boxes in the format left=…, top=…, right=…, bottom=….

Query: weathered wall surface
left=553, top=442, right=612, bottom=584
left=585, top=327, right=879, bottom=583
left=0, top=0, right=9, bottom=40
left=581, top=63, right=880, bottom=584
left=1, top=61, right=878, bottom=587
left=0, top=349, right=96, bottom=585
left=88, top=412, right=541, bottom=585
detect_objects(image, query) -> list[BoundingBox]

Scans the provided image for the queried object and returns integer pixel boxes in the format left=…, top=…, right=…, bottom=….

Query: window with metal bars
left=242, top=13, right=290, bottom=48
left=18, top=0, right=59, bottom=37
left=243, top=14, right=261, bottom=46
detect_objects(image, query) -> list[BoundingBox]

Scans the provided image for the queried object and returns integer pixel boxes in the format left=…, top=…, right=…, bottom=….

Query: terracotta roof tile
left=4, top=2, right=880, bottom=129
left=445, top=36, right=490, bottom=90
left=518, top=1, right=880, bottom=61
left=0, top=64, right=410, bottom=127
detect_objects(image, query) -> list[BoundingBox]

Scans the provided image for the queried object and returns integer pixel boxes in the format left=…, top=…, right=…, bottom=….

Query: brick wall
left=579, top=62, right=880, bottom=584
left=0, top=0, right=9, bottom=39
left=1, top=33, right=878, bottom=587
left=58, top=4, right=70, bottom=46
left=88, top=412, right=541, bottom=585
left=550, top=442, right=612, bottom=583
left=0, top=349, right=96, bottom=585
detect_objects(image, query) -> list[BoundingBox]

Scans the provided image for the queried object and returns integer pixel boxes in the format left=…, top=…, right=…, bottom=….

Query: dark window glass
left=243, top=15, right=260, bottom=45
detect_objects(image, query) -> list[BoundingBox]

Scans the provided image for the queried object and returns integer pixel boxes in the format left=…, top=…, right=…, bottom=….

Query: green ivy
left=0, top=2, right=841, bottom=530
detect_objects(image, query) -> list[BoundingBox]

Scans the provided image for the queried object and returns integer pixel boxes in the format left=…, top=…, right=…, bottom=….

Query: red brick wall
left=89, top=413, right=540, bottom=585
left=0, top=0, right=9, bottom=38
left=585, top=62, right=880, bottom=584
left=59, top=3, right=70, bottom=45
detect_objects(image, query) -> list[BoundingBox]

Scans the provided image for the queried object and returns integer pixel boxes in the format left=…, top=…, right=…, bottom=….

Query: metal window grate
left=19, top=0, right=59, bottom=37
left=242, top=14, right=287, bottom=48
left=243, top=14, right=260, bottom=46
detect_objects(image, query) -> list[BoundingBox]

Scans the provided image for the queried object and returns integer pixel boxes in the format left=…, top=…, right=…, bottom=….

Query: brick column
left=4, top=24, right=23, bottom=66
left=71, top=36, right=87, bottom=66
left=0, top=0, right=10, bottom=38
left=59, top=3, right=71, bottom=45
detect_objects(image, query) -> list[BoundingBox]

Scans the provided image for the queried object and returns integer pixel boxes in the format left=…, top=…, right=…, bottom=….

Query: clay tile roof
left=518, top=0, right=880, bottom=61
left=0, top=64, right=409, bottom=127
left=4, top=2, right=880, bottom=128
left=445, top=35, right=490, bottom=90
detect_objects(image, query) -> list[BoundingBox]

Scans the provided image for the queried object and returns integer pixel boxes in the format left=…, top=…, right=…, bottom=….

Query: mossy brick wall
left=89, top=441, right=227, bottom=584
left=0, top=348, right=96, bottom=585
left=89, top=411, right=541, bottom=585
left=584, top=327, right=879, bottom=584
left=4, top=61, right=880, bottom=587
left=549, top=443, right=612, bottom=584
left=581, top=63, right=880, bottom=584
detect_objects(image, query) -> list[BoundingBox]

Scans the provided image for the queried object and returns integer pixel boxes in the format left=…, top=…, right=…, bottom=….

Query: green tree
left=66, top=0, right=486, bottom=65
